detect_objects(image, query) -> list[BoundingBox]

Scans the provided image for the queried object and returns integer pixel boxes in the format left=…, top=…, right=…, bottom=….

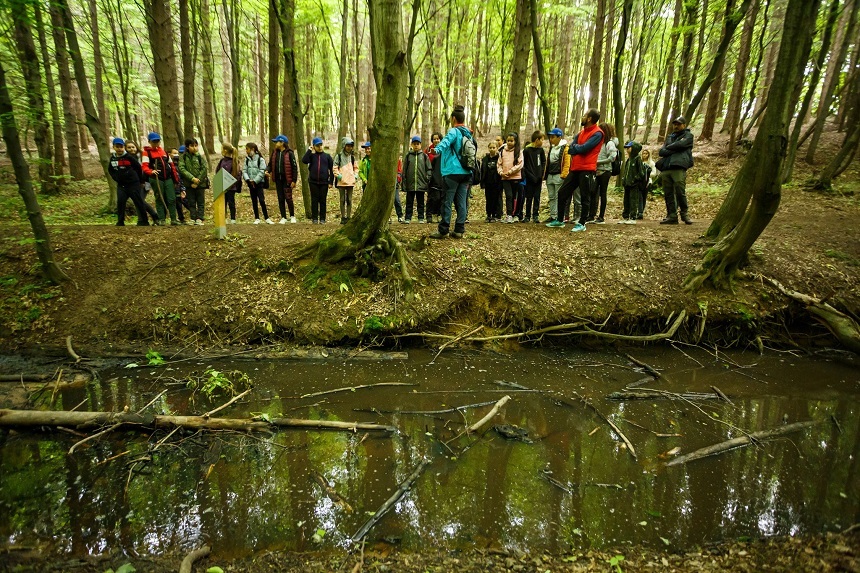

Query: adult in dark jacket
left=401, top=136, right=432, bottom=223
left=657, top=116, right=694, bottom=224
left=266, top=135, right=299, bottom=223
left=109, top=138, right=160, bottom=226
left=302, top=137, right=335, bottom=223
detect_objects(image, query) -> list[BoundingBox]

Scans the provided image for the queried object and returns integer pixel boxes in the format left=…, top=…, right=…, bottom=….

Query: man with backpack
left=429, top=105, right=477, bottom=240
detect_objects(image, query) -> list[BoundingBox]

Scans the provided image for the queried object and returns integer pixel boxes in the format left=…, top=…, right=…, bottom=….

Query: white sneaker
left=290, top=216, right=297, bottom=223
left=230, top=219, right=236, bottom=224
left=506, top=215, right=513, bottom=223
left=254, top=219, right=261, bottom=225
left=195, top=219, right=204, bottom=226
left=265, top=218, right=275, bottom=224
left=626, top=219, right=637, bottom=225
left=279, top=218, right=287, bottom=224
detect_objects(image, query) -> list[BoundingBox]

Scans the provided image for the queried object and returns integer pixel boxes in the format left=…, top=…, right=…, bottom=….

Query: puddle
left=1, top=348, right=859, bottom=559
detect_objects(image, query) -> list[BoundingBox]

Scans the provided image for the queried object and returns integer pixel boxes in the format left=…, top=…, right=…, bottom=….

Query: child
left=333, top=137, right=357, bottom=224
left=639, top=149, right=656, bottom=219
left=141, top=132, right=181, bottom=225
left=178, top=138, right=209, bottom=225
left=401, top=135, right=431, bottom=223
left=480, top=142, right=503, bottom=222
left=216, top=143, right=242, bottom=223
left=497, top=132, right=524, bottom=223
left=109, top=138, right=160, bottom=226
left=620, top=141, right=648, bottom=224
left=170, top=147, right=189, bottom=224
left=302, top=137, right=334, bottom=224
left=425, top=132, right=443, bottom=223
left=594, top=122, right=619, bottom=224
left=544, top=128, right=569, bottom=224
left=243, top=142, right=273, bottom=224
left=522, top=131, right=546, bottom=223
left=124, top=140, right=159, bottom=225
left=266, top=135, right=299, bottom=223
left=358, top=141, right=372, bottom=186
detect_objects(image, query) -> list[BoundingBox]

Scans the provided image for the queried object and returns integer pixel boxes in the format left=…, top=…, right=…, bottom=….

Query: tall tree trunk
left=673, top=1, right=698, bottom=116
left=530, top=0, right=551, bottom=133
left=599, top=5, right=615, bottom=116
left=700, top=0, right=820, bottom=246
left=686, top=0, right=822, bottom=290
left=35, top=2, right=65, bottom=175
left=268, top=0, right=280, bottom=143
left=733, top=0, right=772, bottom=155
left=84, top=0, right=116, bottom=210
left=11, top=0, right=57, bottom=194
left=657, top=0, right=683, bottom=142
left=783, top=0, right=840, bottom=182
left=613, top=0, right=633, bottom=144
left=0, top=60, right=68, bottom=284
left=179, top=0, right=195, bottom=139
left=336, top=0, right=350, bottom=140
left=304, top=0, right=409, bottom=272
left=276, top=0, right=312, bottom=217
left=403, top=0, right=421, bottom=157
left=556, top=14, right=573, bottom=130
left=223, top=0, right=242, bottom=147
left=723, top=0, right=761, bottom=143
left=49, top=2, right=84, bottom=180
left=256, top=17, right=265, bottom=143
left=143, top=0, right=183, bottom=149
left=504, top=0, right=532, bottom=134
left=588, top=0, right=606, bottom=110
left=199, top=0, right=216, bottom=154
left=103, top=0, right=136, bottom=143
left=810, top=70, right=860, bottom=189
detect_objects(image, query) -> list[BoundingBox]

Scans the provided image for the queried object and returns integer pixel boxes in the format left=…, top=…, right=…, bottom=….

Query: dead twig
left=65, top=336, right=82, bottom=363
left=354, top=400, right=497, bottom=415
left=624, top=353, right=661, bottom=379
left=299, top=382, right=417, bottom=399
left=430, top=325, right=484, bottom=363
left=351, top=458, right=430, bottom=543
left=555, top=393, right=637, bottom=461
left=468, top=395, right=511, bottom=434
left=311, top=470, right=354, bottom=513
left=68, top=422, right=123, bottom=455
left=204, top=388, right=252, bottom=418
left=135, top=389, right=168, bottom=415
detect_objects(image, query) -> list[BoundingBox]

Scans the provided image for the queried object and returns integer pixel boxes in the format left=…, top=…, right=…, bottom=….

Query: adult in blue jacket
left=430, top=105, right=474, bottom=239
left=658, top=116, right=694, bottom=224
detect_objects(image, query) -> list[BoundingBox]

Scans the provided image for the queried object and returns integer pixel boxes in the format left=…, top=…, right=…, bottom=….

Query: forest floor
left=1, top=133, right=859, bottom=357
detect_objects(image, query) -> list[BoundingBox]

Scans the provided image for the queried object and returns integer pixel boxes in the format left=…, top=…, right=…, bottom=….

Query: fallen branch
left=624, top=353, right=661, bottom=379
left=354, top=400, right=498, bottom=415
left=65, top=335, right=82, bottom=363
left=554, top=394, right=637, bottom=461
left=430, top=325, right=484, bottom=363
left=539, top=469, right=573, bottom=494
left=68, top=422, right=123, bottom=454
left=0, top=409, right=396, bottom=433
left=468, top=395, right=511, bottom=434
left=666, top=420, right=822, bottom=467
left=607, top=390, right=725, bottom=402
left=351, top=458, right=430, bottom=543
left=0, top=374, right=51, bottom=383
left=311, top=470, right=353, bottom=512
left=299, top=382, right=417, bottom=399
left=710, top=385, right=734, bottom=405
left=179, top=545, right=210, bottom=573
left=204, top=388, right=252, bottom=418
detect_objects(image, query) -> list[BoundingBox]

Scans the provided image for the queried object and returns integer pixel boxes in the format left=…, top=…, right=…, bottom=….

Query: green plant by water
left=186, top=369, right=252, bottom=400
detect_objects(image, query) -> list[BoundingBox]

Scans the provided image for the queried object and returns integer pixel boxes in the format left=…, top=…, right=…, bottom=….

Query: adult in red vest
left=547, top=109, right=604, bottom=232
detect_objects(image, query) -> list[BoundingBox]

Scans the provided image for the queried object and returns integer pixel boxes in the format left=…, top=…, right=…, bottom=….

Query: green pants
left=150, top=178, right=178, bottom=222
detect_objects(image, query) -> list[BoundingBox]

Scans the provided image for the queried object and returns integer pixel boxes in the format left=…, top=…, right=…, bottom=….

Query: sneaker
left=523, top=217, right=531, bottom=223
left=340, top=217, right=347, bottom=225
left=570, top=223, right=586, bottom=232
left=195, top=219, right=204, bottom=226
left=279, top=218, right=287, bottom=224
left=485, top=216, right=492, bottom=223
left=660, top=217, right=679, bottom=225
left=254, top=219, right=261, bottom=225
left=397, top=217, right=404, bottom=223
left=625, top=219, right=637, bottom=225
left=418, top=219, right=425, bottom=224
left=584, top=219, right=595, bottom=225
left=617, top=219, right=627, bottom=224
left=312, top=220, right=318, bottom=225
left=231, top=219, right=237, bottom=224
left=595, top=217, right=605, bottom=224
left=290, top=216, right=297, bottom=223
left=429, top=231, right=447, bottom=239
left=451, top=232, right=464, bottom=239
left=402, top=219, right=410, bottom=224
left=265, top=218, right=275, bottom=224
left=547, top=220, right=565, bottom=228
left=506, top=215, right=513, bottom=223
left=533, top=218, right=540, bottom=224
left=170, top=220, right=179, bottom=226
left=184, top=220, right=193, bottom=225
left=681, top=214, right=693, bottom=224
left=541, top=218, right=555, bottom=224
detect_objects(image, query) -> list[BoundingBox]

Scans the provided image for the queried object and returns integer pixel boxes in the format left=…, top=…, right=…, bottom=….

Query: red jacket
left=569, top=124, right=604, bottom=172
left=141, top=146, right=180, bottom=184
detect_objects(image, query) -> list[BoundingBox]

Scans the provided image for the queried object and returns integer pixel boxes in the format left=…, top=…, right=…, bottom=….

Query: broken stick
left=468, top=395, right=511, bottom=434
left=624, top=353, right=661, bottom=379
left=299, top=382, right=417, bottom=399
left=351, top=458, right=430, bottom=543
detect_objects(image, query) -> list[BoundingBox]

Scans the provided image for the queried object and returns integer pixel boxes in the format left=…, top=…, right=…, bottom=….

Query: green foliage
left=302, top=264, right=328, bottom=291
left=145, top=350, right=165, bottom=366
left=608, top=555, right=624, bottom=572
left=186, top=369, right=252, bottom=400
left=363, top=315, right=385, bottom=332
left=824, top=249, right=859, bottom=266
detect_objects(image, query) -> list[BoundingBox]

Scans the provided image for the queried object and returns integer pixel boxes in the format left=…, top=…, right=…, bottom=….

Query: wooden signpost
left=211, top=168, right=236, bottom=239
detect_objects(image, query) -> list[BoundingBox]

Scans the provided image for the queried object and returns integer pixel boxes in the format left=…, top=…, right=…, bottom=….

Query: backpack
left=610, top=146, right=622, bottom=176
left=456, top=127, right=480, bottom=183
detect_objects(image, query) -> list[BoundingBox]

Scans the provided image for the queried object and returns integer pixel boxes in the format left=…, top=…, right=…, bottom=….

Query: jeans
left=575, top=171, right=597, bottom=225
left=117, top=184, right=158, bottom=225
left=594, top=171, right=611, bottom=219
left=438, top=174, right=469, bottom=235
left=338, top=185, right=353, bottom=218
left=405, top=191, right=425, bottom=220
left=662, top=169, right=688, bottom=219
left=545, top=174, right=562, bottom=220
left=638, top=185, right=648, bottom=218
left=247, top=181, right=269, bottom=220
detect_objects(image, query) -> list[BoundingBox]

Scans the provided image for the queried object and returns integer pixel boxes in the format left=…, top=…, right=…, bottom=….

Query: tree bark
left=599, top=4, right=615, bottom=116
left=143, top=0, right=184, bottom=150
left=657, top=0, right=683, bottom=142
left=179, top=0, right=195, bottom=140
left=49, top=1, right=85, bottom=180
left=588, top=0, right=606, bottom=110
left=337, top=0, right=350, bottom=140
left=530, top=0, right=551, bottom=133
left=223, top=0, right=242, bottom=147
left=267, top=0, right=281, bottom=143
left=673, top=1, right=699, bottom=117
left=200, top=0, right=216, bottom=154
left=35, top=2, right=65, bottom=175
left=503, top=0, right=532, bottom=134
left=810, top=70, right=860, bottom=189
left=685, top=0, right=821, bottom=290
left=613, top=0, right=633, bottom=145
left=723, top=0, right=761, bottom=147
left=0, top=61, right=68, bottom=284
left=11, top=0, right=57, bottom=194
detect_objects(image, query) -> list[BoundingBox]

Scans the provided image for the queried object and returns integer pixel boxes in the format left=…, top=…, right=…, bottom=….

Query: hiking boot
left=429, top=231, right=447, bottom=239
left=570, top=223, right=586, bottom=232
left=340, top=217, right=347, bottom=225
left=681, top=213, right=693, bottom=224
left=660, top=217, right=679, bottom=225
left=451, top=232, right=464, bottom=239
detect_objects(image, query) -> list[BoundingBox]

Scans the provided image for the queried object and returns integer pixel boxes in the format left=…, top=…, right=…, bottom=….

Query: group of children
left=109, top=129, right=657, bottom=228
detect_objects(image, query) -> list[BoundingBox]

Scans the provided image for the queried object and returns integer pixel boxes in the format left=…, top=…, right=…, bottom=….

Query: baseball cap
left=624, top=141, right=634, bottom=148
left=178, top=145, right=186, bottom=153
left=548, top=128, right=563, bottom=137
left=672, top=116, right=687, bottom=125
left=344, top=138, right=355, bottom=145
left=147, top=132, right=161, bottom=141
left=272, top=134, right=289, bottom=144
left=361, top=141, right=371, bottom=148
left=112, top=137, right=126, bottom=146
left=312, top=137, right=323, bottom=146
left=411, top=135, right=422, bottom=143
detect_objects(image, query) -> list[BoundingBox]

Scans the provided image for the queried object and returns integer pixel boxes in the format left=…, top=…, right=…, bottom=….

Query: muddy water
left=1, top=348, right=859, bottom=560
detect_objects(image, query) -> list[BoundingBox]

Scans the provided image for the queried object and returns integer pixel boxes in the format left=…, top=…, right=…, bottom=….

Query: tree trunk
left=599, top=5, right=615, bottom=116
left=179, top=0, right=195, bottom=140
left=302, top=0, right=409, bottom=282
left=337, top=0, right=350, bottom=140
left=276, top=0, right=312, bottom=217
left=613, top=0, right=633, bottom=145
left=11, top=0, right=57, bottom=194
left=102, top=0, right=136, bottom=143
left=0, top=60, right=68, bottom=284
left=556, top=14, right=573, bottom=130
left=657, top=0, right=683, bottom=142
left=684, top=0, right=749, bottom=124
left=268, top=0, right=280, bottom=143
left=35, top=2, right=65, bottom=175
left=588, top=0, right=606, bottom=110
left=674, top=1, right=699, bottom=117
left=504, top=0, right=532, bottom=134
left=530, top=0, right=551, bottom=133
left=685, top=0, right=821, bottom=290
left=84, top=0, right=116, bottom=211
left=49, top=2, right=85, bottom=180
left=810, top=70, right=860, bottom=189
left=144, top=0, right=183, bottom=150
left=256, top=17, right=265, bottom=144
left=723, top=0, right=761, bottom=146
left=783, top=0, right=840, bottom=182
left=223, top=0, right=242, bottom=147
left=733, top=0, right=772, bottom=156
left=200, top=0, right=216, bottom=154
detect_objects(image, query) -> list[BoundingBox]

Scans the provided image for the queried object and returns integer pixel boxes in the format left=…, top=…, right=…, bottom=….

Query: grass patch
left=0, top=180, right=114, bottom=226
left=824, top=249, right=859, bottom=266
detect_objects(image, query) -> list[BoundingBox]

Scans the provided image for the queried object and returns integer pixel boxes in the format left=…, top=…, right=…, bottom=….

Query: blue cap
left=312, top=137, right=323, bottom=146
left=361, top=141, right=371, bottom=148
left=411, top=135, right=422, bottom=143
left=548, top=128, right=563, bottom=137
left=178, top=145, right=186, bottom=153
left=272, top=134, right=289, bottom=144
left=147, top=132, right=161, bottom=141
left=112, top=137, right=126, bottom=146
left=624, top=141, right=634, bottom=148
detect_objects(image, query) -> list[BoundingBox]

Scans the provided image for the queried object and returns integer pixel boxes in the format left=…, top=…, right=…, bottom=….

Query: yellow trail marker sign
left=212, top=169, right=237, bottom=239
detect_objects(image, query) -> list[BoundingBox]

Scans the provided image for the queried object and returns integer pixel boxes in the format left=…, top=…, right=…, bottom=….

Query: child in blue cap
left=302, top=137, right=334, bottom=224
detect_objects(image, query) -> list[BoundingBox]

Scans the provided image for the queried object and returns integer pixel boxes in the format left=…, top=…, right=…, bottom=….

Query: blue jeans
left=439, top=174, right=470, bottom=234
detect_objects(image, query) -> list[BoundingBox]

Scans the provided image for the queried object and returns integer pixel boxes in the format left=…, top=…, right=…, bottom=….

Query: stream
left=1, top=347, right=858, bottom=560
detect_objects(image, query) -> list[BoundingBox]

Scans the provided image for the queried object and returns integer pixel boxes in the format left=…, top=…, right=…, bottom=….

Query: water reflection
left=1, top=348, right=858, bottom=559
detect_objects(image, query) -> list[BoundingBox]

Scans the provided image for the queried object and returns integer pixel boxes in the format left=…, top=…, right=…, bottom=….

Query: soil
left=2, top=532, right=859, bottom=572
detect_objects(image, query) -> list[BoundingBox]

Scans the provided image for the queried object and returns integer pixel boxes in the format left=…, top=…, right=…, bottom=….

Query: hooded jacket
left=402, top=149, right=432, bottom=192
left=621, top=141, right=648, bottom=188
left=333, top=138, right=358, bottom=187
left=658, top=128, right=694, bottom=171
left=596, top=137, right=619, bottom=173
left=215, top=157, right=241, bottom=192
left=141, top=146, right=180, bottom=184
left=302, top=148, right=335, bottom=186
left=243, top=153, right=267, bottom=183
left=480, top=152, right=502, bottom=189
left=522, top=143, right=546, bottom=183
left=546, top=139, right=570, bottom=178
left=109, top=151, right=143, bottom=188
